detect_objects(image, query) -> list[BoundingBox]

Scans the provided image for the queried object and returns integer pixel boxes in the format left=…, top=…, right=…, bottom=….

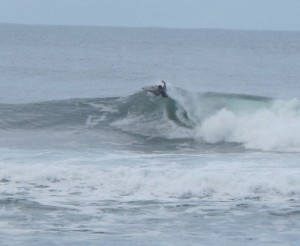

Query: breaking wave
left=1, top=163, right=300, bottom=202
left=1, top=85, right=300, bottom=152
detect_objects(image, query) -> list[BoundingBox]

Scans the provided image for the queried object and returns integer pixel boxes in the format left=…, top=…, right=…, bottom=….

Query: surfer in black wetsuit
left=158, top=81, right=168, bottom=97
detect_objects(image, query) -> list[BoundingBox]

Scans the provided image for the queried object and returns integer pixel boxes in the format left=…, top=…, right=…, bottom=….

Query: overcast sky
left=1, top=0, right=300, bottom=31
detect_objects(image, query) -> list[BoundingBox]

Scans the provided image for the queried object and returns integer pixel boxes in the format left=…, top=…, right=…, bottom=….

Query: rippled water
left=1, top=24, right=300, bottom=245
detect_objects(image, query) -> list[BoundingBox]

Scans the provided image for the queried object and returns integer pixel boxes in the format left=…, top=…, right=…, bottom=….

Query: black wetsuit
left=160, top=81, right=168, bottom=97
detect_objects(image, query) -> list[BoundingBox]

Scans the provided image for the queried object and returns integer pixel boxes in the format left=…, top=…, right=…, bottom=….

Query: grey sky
left=1, top=0, right=300, bottom=30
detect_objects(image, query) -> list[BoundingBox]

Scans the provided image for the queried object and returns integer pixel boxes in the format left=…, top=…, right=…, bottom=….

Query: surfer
left=142, top=80, right=168, bottom=97
left=157, top=80, right=168, bottom=97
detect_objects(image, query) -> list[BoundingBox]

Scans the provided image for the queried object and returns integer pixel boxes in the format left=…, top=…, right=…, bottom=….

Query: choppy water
left=1, top=24, right=300, bottom=245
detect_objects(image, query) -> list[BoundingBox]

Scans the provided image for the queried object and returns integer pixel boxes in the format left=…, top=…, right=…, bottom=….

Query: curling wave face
left=1, top=86, right=300, bottom=152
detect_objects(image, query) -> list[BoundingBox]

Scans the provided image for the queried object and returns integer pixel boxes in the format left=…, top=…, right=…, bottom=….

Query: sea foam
left=197, top=99, right=300, bottom=151
left=1, top=161, right=300, bottom=202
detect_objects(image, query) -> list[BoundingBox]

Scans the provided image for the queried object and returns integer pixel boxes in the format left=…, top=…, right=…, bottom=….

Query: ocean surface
left=1, top=23, right=300, bottom=245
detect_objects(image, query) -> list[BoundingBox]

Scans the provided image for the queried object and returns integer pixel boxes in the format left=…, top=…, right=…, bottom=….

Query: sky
left=1, top=0, right=300, bottom=31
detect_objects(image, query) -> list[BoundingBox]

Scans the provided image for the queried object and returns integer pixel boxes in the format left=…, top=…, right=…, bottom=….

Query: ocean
left=0, top=23, right=300, bottom=245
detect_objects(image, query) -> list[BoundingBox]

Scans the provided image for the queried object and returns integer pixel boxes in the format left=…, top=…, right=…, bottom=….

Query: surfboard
left=142, top=85, right=160, bottom=95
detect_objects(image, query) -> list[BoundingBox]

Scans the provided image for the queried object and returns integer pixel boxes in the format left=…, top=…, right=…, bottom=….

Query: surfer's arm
left=161, top=81, right=167, bottom=91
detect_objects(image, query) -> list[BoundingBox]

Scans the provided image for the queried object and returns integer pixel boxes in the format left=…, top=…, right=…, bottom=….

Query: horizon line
left=1, top=22, right=300, bottom=33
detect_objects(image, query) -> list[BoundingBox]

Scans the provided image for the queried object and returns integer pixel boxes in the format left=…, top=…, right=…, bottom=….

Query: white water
left=1, top=157, right=300, bottom=202
left=198, top=99, right=300, bottom=151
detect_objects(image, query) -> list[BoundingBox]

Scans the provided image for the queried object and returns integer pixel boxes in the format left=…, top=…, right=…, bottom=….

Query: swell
left=0, top=97, right=120, bottom=130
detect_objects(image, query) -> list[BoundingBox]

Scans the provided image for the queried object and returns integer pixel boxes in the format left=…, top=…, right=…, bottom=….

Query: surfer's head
left=158, top=85, right=163, bottom=90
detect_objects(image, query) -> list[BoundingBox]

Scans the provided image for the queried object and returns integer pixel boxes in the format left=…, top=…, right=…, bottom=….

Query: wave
left=113, top=86, right=300, bottom=152
left=1, top=86, right=300, bottom=152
